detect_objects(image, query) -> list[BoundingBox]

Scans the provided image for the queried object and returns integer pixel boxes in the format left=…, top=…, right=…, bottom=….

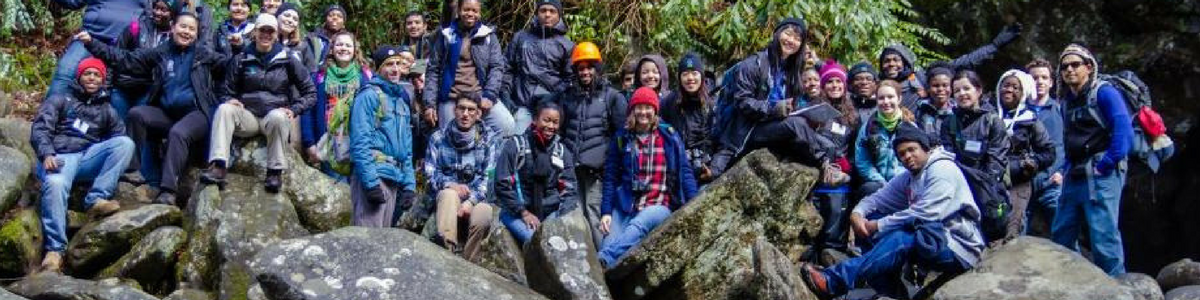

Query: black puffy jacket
left=85, top=40, right=228, bottom=119
left=30, top=84, right=125, bottom=159
left=220, top=44, right=316, bottom=117
left=940, top=107, right=1009, bottom=181
left=493, top=130, right=579, bottom=219
left=503, top=17, right=574, bottom=110
left=1003, top=111, right=1055, bottom=184
left=660, top=90, right=714, bottom=167
left=552, top=80, right=627, bottom=169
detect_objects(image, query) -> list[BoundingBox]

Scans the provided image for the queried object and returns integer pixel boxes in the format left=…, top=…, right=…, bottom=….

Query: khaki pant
left=435, top=188, right=492, bottom=260
left=208, top=103, right=292, bottom=170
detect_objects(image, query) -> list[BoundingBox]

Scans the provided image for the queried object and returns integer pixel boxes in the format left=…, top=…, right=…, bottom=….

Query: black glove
left=991, top=23, right=1022, bottom=47
left=366, top=186, right=389, bottom=204
left=399, top=189, right=417, bottom=209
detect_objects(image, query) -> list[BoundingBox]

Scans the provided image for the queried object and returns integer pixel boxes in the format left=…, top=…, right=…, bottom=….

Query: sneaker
left=199, top=161, right=227, bottom=185
left=799, top=262, right=835, bottom=300
left=87, top=199, right=121, bottom=218
left=154, top=191, right=177, bottom=206
left=40, top=251, right=63, bottom=273
left=119, top=171, right=146, bottom=185
left=264, top=170, right=282, bottom=193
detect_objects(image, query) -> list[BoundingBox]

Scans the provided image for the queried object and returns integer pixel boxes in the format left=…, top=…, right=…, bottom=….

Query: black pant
left=813, top=192, right=850, bottom=250
left=128, top=107, right=209, bottom=192
left=712, top=115, right=829, bottom=174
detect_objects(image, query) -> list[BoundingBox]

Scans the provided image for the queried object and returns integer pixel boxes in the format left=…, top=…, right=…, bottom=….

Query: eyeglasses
left=1061, top=61, right=1088, bottom=70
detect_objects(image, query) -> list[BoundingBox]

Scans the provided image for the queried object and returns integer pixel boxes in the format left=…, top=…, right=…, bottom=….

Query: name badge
left=830, top=122, right=846, bottom=136
left=964, top=140, right=983, bottom=154
left=551, top=156, right=564, bottom=169
left=72, top=119, right=91, bottom=133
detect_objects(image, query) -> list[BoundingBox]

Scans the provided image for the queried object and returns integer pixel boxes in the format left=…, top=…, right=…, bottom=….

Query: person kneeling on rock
left=494, top=101, right=579, bottom=244
left=425, top=93, right=499, bottom=259
left=30, top=58, right=136, bottom=273
left=800, top=123, right=984, bottom=299
left=347, top=45, right=419, bottom=228
left=597, top=87, right=698, bottom=268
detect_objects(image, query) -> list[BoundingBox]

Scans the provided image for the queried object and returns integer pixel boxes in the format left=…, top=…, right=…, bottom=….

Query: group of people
left=30, top=0, right=1137, bottom=298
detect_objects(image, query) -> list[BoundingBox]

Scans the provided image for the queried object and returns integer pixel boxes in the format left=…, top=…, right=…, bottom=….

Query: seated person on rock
left=598, top=87, right=699, bottom=268
left=199, top=13, right=316, bottom=193
left=800, top=123, right=985, bottom=299
left=79, top=12, right=226, bottom=206
left=347, top=45, right=419, bottom=228
left=494, top=101, right=579, bottom=244
left=30, top=58, right=136, bottom=272
left=425, top=93, right=499, bottom=260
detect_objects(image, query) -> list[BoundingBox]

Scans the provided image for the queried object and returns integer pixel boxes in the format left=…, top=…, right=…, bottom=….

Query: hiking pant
left=127, top=108, right=208, bottom=192
left=813, top=192, right=850, bottom=251
left=208, top=104, right=292, bottom=170
left=1052, top=163, right=1127, bottom=276
left=576, top=166, right=605, bottom=249
left=1005, top=182, right=1033, bottom=238
left=350, top=174, right=400, bottom=228
left=38, top=137, right=135, bottom=252
left=711, top=115, right=829, bottom=174
left=822, top=228, right=969, bottom=298
left=435, top=189, right=493, bottom=260
left=1026, top=173, right=1061, bottom=236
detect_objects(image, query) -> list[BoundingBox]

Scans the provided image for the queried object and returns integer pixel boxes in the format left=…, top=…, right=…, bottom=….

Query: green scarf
left=324, top=62, right=361, bottom=134
left=876, top=110, right=902, bottom=132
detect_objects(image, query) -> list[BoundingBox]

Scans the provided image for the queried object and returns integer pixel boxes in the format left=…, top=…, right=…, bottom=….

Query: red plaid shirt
left=634, top=131, right=670, bottom=210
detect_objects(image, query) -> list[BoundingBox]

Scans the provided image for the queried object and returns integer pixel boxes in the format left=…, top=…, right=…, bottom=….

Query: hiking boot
left=264, top=169, right=283, bottom=193
left=40, top=251, right=63, bottom=273
left=799, top=262, right=834, bottom=300
left=87, top=199, right=120, bottom=218
left=154, top=191, right=177, bottom=207
left=199, top=161, right=227, bottom=186
left=119, top=170, right=146, bottom=185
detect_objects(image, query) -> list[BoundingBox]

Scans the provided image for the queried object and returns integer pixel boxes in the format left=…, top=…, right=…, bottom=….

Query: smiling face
left=331, top=34, right=355, bottom=64
left=876, top=85, right=900, bottom=116
left=78, top=68, right=104, bottom=94
left=1000, top=75, right=1022, bottom=110
left=953, top=77, right=981, bottom=110
left=534, top=107, right=561, bottom=137
left=172, top=15, right=199, bottom=47
left=278, top=10, right=299, bottom=34
left=882, top=54, right=904, bottom=78
left=458, top=0, right=481, bottom=29
left=823, top=77, right=845, bottom=100
left=151, top=1, right=172, bottom=27
left=536, top=5, right=559, bottom=28
left=928, top=74, right=952, bottom=106
left=325, top=10, right=345, bottom=32
left=638, top=61, right=661, bottom=90
left=1029, top=67, right=1053, bottom=100
left=380, top=54, right=414, bottom=83
left=255, top=26, right=277, bottom=50
left=852, top=73, right=877, bottom=97
left=405, top=15, right=426, bottom=38
left=576, top=62, right=596, bottom=86
left=801, top=69, right=820, bottom=97
left=630, top=104, right=657, bottom=132
left=777, top=27, right=802, bottom=58
left=680, top=70, right=702, bottom=94
left=229, top=0, right=249, bottom=23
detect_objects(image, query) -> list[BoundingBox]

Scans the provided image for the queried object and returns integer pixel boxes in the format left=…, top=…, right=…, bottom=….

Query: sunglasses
left=1061, top=61, right=1089, bottom=70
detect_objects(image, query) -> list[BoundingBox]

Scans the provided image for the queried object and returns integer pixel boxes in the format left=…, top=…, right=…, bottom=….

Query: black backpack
left=952, top=160, right=1011, bottom=243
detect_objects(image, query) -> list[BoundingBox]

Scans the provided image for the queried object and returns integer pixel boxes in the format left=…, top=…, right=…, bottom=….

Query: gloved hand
left=399, top=189, right=417, bottom=209
left=992, top=23, right=1022, bottom=47
left=771, top=100, right=794, bottom=118
left=366, top=186, right=389, bottom=204
left=1020, top=158, right=1038, bottom=176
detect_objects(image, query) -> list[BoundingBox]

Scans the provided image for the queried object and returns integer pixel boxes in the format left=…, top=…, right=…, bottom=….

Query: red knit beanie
left=628, top=87, right=660, bottom=114
left=76, top=57, right=107, bottom=79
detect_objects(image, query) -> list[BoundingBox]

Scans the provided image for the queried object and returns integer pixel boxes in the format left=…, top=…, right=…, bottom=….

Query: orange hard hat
left=571, top=42, right=602, bottom=65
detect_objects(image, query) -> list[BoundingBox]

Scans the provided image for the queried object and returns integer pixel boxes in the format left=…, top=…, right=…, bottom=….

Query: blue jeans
left=47, top=41, right=92, bottom=99
left=437, top=100, right=517, bottom=137
left=38, top=136, right=135, bottom=252
left=598, top=205, right=672, bottom=267
left=1052, top=166, right=1126, bottom=276
left=1026, top=174, right=1061, bottom=235
left=109, top=88, right=150, bottom=120
left=511, top=107, right=532, bottom=136
left=822, top=229, right=968, bottom=298
left=500, top=209, right=559, bottom=245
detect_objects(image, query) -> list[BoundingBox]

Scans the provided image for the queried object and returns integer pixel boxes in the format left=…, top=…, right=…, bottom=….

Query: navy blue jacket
left=423, top=22, right=506, bottom=108
left=602, top=124, right=699, bottom=216
left=31, top=84, right=125, bottom=159
left=54, top=0, right=146, bottom=44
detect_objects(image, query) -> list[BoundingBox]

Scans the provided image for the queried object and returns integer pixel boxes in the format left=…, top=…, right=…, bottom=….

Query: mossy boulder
left=227, top=139, right=350, bottom=233
left=473, top=210, right=527, bottom=285
left=7, top=272, right=158, bottom=300
left=98, top=226, right=188, bottom=295
left=524, top=209, right=610, bottom=300
left=0, top=209, right=42, bottom=277
left=66, top=204, right=182, bottom=276
left=0, top=146, right=31, bottom=214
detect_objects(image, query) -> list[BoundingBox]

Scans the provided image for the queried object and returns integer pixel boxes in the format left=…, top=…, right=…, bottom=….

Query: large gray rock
left=249, top=227, right=550, bottom=300
left=739, top=238, right=818, bottom=300
left=606, top=150, right=821, bottom=299
left=474, top=213, right=527, bottom=285
left=7, top=272, right=158, bottom=300
left=0, top=145, right=31, bottom=214
left=228, top=139, right=350, bottom=233
left=214, top=173, right=308, bottom=300
left=524, top=209, right=610, bottom=300
left=67, top=204, right=182, bottom=276
left=933, top=237, right=1135, bottom=300
left=1159, top=259, right=1200, bottom=292
left=98, top=226, right=188, bottom=295
left=0, top=288, right=28, bottom=300
left=1166, top=286, right=1200, bottom=300
left=1119, top=273, right=1166, bottom=300
left=177, top=181, right=224, bottom=291
left=0, top=118, right=33, bottom=161
left=0, top=209, right=41, bottom=278
left=163, top=289, right=213, bottom=300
